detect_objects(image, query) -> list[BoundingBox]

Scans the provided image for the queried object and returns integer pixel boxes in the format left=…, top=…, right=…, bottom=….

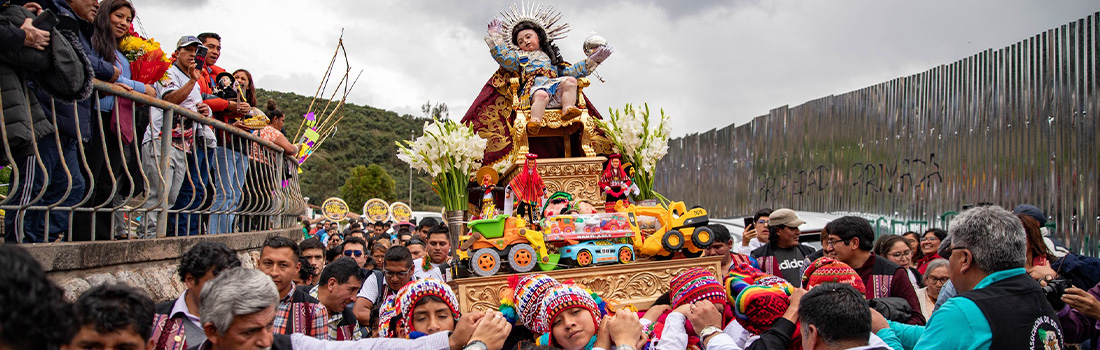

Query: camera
left=1041, top=278, right=1073, bottom=310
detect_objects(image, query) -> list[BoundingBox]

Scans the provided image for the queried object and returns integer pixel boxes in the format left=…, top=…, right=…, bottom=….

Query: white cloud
left=132, top=0, right=1099, bottom=135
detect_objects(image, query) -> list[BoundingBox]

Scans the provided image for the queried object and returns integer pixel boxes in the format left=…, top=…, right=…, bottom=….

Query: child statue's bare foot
left=562, top=106, right=582, bottom=120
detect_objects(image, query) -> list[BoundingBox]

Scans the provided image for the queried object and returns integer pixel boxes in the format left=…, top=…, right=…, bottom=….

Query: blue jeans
left=4, top=137, right=86, bottom=243
left=168, top=146, right=211, bottom=236
left=208, top=146, right=248, bottom=234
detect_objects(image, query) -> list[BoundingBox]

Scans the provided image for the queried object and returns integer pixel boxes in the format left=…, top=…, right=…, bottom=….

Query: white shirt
left=195, top=332, right=450, bottom=350
left=169, top=290, right=202, bottom=329
left=738, top=239, right=766, bottom=255
left=146, top=64, right=203, bottom=144
left=412, top=258, right=446, bottom=282
left=656, top=312, right=895, bottom=350
left=356, top=271, right=388, bottom=304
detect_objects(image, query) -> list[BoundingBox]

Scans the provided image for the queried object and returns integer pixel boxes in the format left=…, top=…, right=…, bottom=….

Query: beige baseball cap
left=767, top=208, right=805, bottom=228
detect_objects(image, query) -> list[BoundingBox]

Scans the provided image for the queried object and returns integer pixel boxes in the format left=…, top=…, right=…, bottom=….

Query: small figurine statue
left=485, top=4, right=613, bottom=134
left=600, top=154, right=632, bottom=212
left=470, top=166, right=505, bottom=220
left=508, top=153, right=547, bottom=224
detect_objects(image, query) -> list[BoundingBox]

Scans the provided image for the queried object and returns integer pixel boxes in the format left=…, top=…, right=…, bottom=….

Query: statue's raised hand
left=588, top=46, right=614, bottom=63
left=487, top=18, right=504, bottom=36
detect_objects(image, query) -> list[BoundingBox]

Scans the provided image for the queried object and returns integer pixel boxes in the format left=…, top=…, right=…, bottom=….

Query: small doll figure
left=542, top=191, right=573, bottom=219
left=470, top=166, right=505, bottom=220
left=599, top=154, right=632, bottom=212
left=485, top=5, right=613, bottom=134
left=508, top=153, right=547, bottom=224
left=569, top=199, right=597, bottom=214
left=213, top=72, right=239, bottom=100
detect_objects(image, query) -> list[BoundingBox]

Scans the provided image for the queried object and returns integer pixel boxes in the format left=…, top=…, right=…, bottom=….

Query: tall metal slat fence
left=656, top=12, right=1100, bottom=256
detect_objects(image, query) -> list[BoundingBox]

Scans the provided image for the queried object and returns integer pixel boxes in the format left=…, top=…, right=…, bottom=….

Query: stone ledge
left=29, top=227, right=302, bottom=302
left=26, top=227, right=301, bottom=273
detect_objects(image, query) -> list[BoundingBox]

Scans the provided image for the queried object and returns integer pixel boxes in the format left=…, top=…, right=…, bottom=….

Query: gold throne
left=506, top=77, right=599, bottom=163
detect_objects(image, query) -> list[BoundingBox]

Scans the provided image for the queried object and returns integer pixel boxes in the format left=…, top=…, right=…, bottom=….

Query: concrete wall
left=27, top=228, right=301, bottom=302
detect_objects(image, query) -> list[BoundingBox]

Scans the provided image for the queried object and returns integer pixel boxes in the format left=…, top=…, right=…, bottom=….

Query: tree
left=339, top=164, right=395, bottom=209
left=421, top=100, right=449, bottom=119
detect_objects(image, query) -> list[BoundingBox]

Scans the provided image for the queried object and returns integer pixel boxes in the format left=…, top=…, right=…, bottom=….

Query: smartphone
left=32, top=9, right=58, bottom=31
left=194, top=46, right=209, bottom=71
left=744, top=217, right=755, bottom=228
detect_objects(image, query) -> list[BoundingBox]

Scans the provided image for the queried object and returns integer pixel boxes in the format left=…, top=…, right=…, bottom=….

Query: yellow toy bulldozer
left=617, top=201, right=714, bottom=260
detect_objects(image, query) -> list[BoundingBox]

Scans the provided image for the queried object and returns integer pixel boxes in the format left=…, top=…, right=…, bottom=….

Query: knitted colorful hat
left=395, top=278, right=461, bottom=337
left=500, top=274, right=560, bottom=333
left=537, top=284, right=602, bottom=345
left=801, top=257, right=866, bottom=294
left=670, top=267, right=728, bottom=309
left=733, top=284, right=790, bottom=334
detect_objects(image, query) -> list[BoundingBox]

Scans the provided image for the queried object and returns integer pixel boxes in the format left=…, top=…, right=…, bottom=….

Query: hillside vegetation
left=256, top=89, right=440, bottom=211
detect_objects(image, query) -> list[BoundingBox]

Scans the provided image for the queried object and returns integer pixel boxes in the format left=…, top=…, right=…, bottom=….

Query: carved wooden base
left=451, top=256, right=723, bottom=313
left=502, top=156, right=608, bottom=205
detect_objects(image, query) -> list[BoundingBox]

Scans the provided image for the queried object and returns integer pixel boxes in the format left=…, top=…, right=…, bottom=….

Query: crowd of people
left=4, top=202, right=1100, bottom=350
left=2, top=0, right=299, bottom=243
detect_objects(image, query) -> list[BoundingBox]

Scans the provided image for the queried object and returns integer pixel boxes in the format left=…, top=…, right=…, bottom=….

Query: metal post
left=155, top=110, right=174, bottom=238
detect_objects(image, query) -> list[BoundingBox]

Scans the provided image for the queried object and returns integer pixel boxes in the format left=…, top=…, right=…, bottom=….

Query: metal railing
left=654, top=12, right=1099, bottom=257
left=1, top=80, right=305, bottom=242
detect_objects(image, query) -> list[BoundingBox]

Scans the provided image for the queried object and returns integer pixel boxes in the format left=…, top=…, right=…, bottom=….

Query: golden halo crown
left=500, top=2, right=570, bottom=51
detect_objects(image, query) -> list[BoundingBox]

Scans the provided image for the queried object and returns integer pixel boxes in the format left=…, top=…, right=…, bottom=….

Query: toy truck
left=455, top=215, right=550, bottom=277
left=617, top=201, right=714, bottom=259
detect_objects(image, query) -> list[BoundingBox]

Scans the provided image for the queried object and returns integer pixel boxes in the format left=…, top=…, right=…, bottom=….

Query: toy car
left=542, top=213, right=636, bottom=243
left=559, top=240, right=635, bottom=267
left=455, top=215, right=550, bottom=277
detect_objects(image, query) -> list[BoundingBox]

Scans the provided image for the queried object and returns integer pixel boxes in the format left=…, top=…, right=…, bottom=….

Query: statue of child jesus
left=485, top=17, right=612, bottom=134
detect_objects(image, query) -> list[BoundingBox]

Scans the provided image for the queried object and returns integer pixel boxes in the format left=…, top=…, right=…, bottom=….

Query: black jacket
left=0, top=5, right=91, bottom=161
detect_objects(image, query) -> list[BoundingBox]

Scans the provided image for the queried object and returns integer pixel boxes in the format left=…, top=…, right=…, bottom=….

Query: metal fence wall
left=656, top=12, right=1099, bottom=256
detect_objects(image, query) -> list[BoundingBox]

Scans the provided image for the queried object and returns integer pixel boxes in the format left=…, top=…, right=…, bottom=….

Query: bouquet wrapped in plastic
left=119, top=29, right=171, bottom=85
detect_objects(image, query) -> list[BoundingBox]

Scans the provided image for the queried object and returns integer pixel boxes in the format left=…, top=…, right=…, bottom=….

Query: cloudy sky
left=135, top=0, right=1098, bottom=136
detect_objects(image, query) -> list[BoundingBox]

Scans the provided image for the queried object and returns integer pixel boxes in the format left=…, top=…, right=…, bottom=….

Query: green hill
left=255, top=89, right=440, bottom=212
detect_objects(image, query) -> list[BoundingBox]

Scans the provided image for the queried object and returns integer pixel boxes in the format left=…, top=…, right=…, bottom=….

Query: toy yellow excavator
left=616, top=200, right=714, bottom=260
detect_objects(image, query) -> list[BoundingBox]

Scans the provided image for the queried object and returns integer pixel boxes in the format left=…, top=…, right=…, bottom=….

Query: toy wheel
left=682, top=249, right=704, bottom=258
left=661, top=230, right=685, bottom=252
left=618, top=247, right=634, bottom=264
left=692, top=226, right=715, bottom=249
left=565, top=226, right=575, bottom=233
left=552, top=227, right=561, bottom=234
left=577, top=250, right=593, bottom=267
left=471, top=248, right=501, bottom=277
left=508, top=244, right=537, bottom=273
left=654, top=252, right=674, bottom=261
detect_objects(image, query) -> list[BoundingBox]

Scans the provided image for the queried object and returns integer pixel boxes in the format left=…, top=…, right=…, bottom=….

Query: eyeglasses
left=823, top=239, right=850, bottom=247
left=920, top=236, right=940, bottom=242
left=384, top=269, right=411, bottom=278
left=343, top=250, right=363, bottom=257
left=887, top=250, right=912, bottom=258
left=757, top=220, right=769, bottom=224
left=927, top=276, right=950, bottom=285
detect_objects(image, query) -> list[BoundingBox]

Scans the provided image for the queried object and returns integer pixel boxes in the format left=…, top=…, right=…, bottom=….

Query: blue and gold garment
left=490, top=43, right=597, bottom=108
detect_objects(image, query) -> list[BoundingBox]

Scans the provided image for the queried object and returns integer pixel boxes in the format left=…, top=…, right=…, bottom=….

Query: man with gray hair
left=196, top=267, right=511, bottom=350
left=873, top=205, right=1064, bottom=350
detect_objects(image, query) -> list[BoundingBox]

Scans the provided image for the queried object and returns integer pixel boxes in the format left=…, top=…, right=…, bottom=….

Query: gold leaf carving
left=454, top=256, right=722, bottom=313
